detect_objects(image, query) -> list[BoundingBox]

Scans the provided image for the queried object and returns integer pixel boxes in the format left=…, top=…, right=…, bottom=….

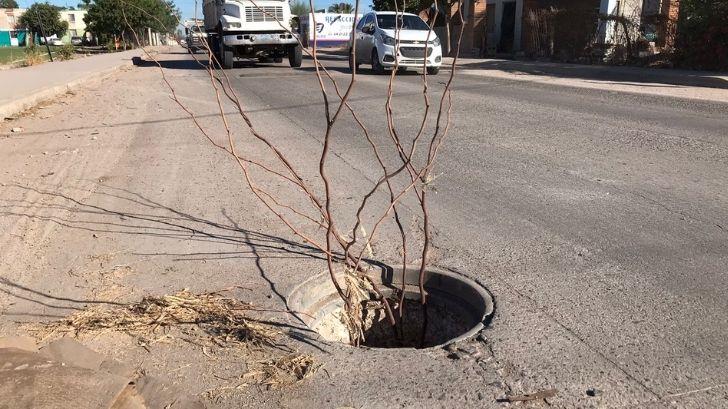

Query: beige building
left=1, top=8, right=88, bottom=46
left=0, top=8, right=25, bottom=31
left=0, top=8, right=26, bottom=46
left=60, top=9, right=88, bottom=41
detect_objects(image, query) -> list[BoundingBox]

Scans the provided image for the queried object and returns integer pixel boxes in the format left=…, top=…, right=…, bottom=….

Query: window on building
left=68, top=14, right=75, bottom=23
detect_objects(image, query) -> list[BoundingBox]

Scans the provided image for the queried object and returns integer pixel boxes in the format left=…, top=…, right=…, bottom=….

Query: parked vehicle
left=202, top=0, right=301, bottom=69
left=71, top=36, right=83, bottom=46
left=40, top=36, right=64, bottom=46
left=185, top=25, right=207, bottom=53
left=349, top=11, right=442, bottom=75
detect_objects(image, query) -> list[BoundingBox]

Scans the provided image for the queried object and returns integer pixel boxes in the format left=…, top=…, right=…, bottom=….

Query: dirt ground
left=0, top=62, right=508, bottom=408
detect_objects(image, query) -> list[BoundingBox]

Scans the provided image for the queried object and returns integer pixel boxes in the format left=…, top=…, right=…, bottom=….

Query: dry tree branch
left=120, top=8, right=335, bottom=262
left=122, top=0, right=465, bottom=345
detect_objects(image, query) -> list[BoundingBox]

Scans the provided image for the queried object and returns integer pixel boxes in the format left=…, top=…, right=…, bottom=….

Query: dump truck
left=202, top=0, right=302, bottom=69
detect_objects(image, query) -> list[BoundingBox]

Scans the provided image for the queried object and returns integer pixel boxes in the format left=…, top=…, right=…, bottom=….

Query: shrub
left=676, top=0, right=728, bottom=70
left=57, top=44, right=76, bottom=60
left=106, top=39, right=117, bottom=52
left=24, top=46, right=44, bottom=66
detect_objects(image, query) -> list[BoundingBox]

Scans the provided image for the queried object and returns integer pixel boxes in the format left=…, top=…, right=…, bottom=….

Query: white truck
left=185, top=24, right=207, bottom=53
left=202, top=0, right=302, bottom=69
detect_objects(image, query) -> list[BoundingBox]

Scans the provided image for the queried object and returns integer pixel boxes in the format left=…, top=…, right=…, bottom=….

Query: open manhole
left=287, top=265, right=494, bottom=349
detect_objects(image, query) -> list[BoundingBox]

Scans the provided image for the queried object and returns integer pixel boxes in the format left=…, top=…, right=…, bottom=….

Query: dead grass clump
left=28, top=289, right=279, bottom=347
left=245, top=353, right=321, bottom=388
left=24, top=47, right=44, bottom=66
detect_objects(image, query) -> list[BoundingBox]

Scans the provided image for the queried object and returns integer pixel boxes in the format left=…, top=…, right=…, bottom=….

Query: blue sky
left=17, top=0, right=374, bottom=21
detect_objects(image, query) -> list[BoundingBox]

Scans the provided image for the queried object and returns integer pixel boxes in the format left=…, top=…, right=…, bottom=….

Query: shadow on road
left=0, top=183, right=338, bottom=351
left=0, top=277, right=127, bottom=313
left=132, top=56, right=210, bottom=70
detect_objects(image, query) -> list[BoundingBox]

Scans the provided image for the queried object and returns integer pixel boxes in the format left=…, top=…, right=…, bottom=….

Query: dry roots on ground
left=26, top=289, right=279, bottom=348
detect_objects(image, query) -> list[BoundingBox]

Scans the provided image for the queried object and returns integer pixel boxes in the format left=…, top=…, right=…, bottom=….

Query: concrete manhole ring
left=287, top=264, right=494, bottom=349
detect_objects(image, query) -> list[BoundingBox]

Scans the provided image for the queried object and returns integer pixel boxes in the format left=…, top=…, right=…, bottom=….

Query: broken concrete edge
left=0, top=53, right=142, bottom=122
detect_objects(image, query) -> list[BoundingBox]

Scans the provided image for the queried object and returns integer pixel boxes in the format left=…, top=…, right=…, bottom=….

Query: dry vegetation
left=26, top=289, right=279, bottom=347
left=119, top=0, right=465, bottom=346
left=245, top=353, right=321, bottom=388
left=25, top=289, right=318, bottom=389
left=99, top=0, right=468, bottom=361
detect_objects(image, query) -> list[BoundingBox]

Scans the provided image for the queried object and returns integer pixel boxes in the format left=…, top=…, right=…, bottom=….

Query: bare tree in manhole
left=119, top=0, right=466, bottom=347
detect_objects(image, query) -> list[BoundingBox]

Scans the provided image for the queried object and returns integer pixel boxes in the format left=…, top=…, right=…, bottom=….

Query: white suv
left=349, top=11, right=443, bottom=75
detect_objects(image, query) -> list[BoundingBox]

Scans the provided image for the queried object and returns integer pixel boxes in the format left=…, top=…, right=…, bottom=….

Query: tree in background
left=0, top=0, right=19, bottom=9
left=18, top=3, right=68, bottom=38
left=289, top=0, right=310, bottom=16
left=327, top=2, right=353, bottom=13
left=676, top=0, right=728, bottom=70
left=85, top=0, right=179, bottom=44
left=289, top=0, right=309, bottom=31
left=77, top=0, right=92, bottom=10
left=371, top=0, right=423, bottom=14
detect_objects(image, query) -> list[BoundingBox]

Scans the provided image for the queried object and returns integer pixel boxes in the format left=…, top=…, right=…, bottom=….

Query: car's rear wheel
left=348, top=48, right=359, bottom=72
left=371, top=49, right=385, bottom=74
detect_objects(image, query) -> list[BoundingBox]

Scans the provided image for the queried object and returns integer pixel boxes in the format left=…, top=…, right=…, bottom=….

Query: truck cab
left=203, top=0, right=302, bottom=69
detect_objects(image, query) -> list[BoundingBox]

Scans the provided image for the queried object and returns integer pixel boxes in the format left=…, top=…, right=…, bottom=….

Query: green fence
left=0, top=31, right=10, bottom=47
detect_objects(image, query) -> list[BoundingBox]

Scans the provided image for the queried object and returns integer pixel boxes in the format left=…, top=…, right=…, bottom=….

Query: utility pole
left=35, top=8, right=53, bottom=62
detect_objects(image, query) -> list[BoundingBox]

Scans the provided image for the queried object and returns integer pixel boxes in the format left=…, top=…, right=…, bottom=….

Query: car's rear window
left=376, top=14, right=430, bottom=30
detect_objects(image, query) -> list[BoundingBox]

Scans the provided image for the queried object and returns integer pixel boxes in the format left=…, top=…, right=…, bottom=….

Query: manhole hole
left=287, top=265, right=494, bottom=349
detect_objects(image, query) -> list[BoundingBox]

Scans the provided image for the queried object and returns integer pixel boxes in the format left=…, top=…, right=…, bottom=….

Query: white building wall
left=598, top=0, right=642, bottom=44
left=60, top=10, right=87, bottom=40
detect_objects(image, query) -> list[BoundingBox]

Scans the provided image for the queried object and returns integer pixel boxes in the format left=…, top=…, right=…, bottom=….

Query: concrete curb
left=0, top=52, right=139, bottom=121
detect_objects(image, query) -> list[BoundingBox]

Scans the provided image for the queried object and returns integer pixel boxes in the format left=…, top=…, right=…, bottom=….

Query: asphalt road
left=1, top=48, right=726, bottom=408
left=216, top=52, right=728, bottom=406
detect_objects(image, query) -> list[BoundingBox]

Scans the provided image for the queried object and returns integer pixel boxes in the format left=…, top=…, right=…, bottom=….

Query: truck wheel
left=218, top=37, right=233, bottom=69
left=288, top=45, right=302, bottom=68
left=222, top=49, right=234, bottom=69
left=216, top=26, right=234, bottom=69
left=371, top=49, right=385, bottom=75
